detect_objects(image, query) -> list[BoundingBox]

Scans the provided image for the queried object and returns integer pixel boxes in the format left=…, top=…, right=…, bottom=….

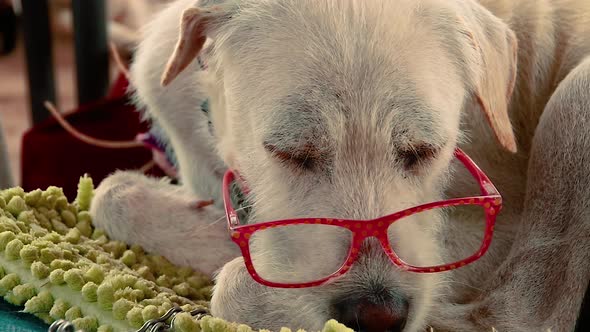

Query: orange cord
left=109, top=42, right=131, bottom=81
left=43, top=47, right=184, bottom=177
left=43, top=101, right=144, bottom=149
left=138, top=160, right=156, bottom=173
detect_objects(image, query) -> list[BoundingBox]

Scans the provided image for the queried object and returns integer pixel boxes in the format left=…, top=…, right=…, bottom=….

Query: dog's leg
left=89, top=0, right=232, bottom=277
left=432, top=57, right=590, bottom=331
left=90, top=170, right=240, bottom=276
left=128, top=0, right=225, bottom=203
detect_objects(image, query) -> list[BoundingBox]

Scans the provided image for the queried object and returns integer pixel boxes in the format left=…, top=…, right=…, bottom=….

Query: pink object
left=136, top=132, right=179, bottom=179
left=195, top=199, right=215, bottom=209
left=222, top=148, right=502, bottom=288
left=151, top=148, right=179, bottom=179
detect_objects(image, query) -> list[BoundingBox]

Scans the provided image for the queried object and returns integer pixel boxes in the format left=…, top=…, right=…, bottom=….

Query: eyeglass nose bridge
left=345, top=219, right=406, bottom=269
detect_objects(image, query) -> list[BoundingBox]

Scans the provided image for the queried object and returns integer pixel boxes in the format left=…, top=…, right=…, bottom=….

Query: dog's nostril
left=335, top=298, right=408, bottom=332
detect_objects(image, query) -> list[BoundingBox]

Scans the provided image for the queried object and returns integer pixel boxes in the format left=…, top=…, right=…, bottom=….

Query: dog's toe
left=89, top=170, right=150, bottom=243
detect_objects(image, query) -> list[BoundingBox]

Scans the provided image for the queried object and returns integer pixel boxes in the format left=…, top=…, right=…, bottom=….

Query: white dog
left=91, top=0, right=590, bottom=331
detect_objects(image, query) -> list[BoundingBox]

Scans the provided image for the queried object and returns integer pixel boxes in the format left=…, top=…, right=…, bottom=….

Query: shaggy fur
left=90, top=0, right=590, bottom=331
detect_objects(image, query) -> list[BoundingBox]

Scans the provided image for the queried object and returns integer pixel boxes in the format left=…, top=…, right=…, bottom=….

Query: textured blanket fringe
left=0, top=177, right=352, bottom=332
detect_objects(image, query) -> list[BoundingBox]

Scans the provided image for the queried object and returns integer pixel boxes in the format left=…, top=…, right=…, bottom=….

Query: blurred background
left=0, top=0, right=172, bottom=198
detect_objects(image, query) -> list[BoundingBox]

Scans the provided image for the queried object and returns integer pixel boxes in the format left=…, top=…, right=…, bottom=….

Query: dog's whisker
left=189, top=204, right=255, bottom=233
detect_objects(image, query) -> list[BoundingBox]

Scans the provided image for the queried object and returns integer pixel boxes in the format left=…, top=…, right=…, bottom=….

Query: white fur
left=91, top=0, right=590, bottom=331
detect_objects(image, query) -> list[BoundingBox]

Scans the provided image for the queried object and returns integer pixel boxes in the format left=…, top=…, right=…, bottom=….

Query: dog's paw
left=90, top=170, right=147, bottom=243
left=211, top=258, right=329, bottom=332
left=90, top=170, right=198, bottom=243
left=89, top=170, right=240, bottom=276
left=211, top=257, right=276, bottom=326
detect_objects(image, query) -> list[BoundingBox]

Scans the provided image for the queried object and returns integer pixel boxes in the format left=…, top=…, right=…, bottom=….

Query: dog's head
left=162, top=0, right=517, bottom=330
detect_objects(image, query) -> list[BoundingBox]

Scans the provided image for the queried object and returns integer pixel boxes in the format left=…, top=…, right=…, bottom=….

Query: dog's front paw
left=90, top=170, right=147, bottom=244
left=89, top=170, right=240, bottom=276
left=211, top=258, right=330, bottom=331
left=211, top=258, right=263, bottom=317
left=211, top=258, right=280, bottom=328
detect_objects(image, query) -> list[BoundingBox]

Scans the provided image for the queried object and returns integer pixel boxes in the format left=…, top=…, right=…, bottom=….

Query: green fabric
left=0, top=180, right=353, bottom=332
left=0, top=298, right=48, bottom=332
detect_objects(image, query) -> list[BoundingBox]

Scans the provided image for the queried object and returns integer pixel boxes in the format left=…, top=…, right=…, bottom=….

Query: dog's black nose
left=334, top=298, right=409, bottom=332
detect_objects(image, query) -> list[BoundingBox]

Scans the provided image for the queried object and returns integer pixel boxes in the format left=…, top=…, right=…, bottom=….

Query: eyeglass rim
left=221, top=148, right=502, bottom=288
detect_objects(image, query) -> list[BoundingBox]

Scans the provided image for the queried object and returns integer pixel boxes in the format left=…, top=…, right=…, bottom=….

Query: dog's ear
left=161, top=5, right=233, bottom=86
left=457, top=4, right=519, bottom=153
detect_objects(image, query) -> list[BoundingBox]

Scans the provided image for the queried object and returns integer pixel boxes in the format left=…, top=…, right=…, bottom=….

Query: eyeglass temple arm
left=222, top=170, right=241, bottom=228
left=454, top=148, right=500, bottom=197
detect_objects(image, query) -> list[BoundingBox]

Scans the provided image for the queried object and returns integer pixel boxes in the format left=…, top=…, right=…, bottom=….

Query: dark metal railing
left=20, top=0, right=109, bottom=125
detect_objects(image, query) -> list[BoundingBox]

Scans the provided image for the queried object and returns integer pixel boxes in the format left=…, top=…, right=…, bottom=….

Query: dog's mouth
left=330, top=295, right=411, bottom=332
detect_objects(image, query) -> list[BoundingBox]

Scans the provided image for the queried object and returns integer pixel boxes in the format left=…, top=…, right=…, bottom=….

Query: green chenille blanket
left=0, top=176, right=352, bottom=332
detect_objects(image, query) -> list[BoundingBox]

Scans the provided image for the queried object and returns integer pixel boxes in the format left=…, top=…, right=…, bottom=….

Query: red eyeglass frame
left=222, top=148, right=502, bottom=289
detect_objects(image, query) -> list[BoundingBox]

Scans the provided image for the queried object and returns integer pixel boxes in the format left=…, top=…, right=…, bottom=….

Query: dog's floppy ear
left=161, top=5, right=233, bottom=86
left=458, top=4, right=519, bottom=153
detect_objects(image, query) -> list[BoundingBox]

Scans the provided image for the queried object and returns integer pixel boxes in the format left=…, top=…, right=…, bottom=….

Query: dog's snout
left=334, top=297, right=409, bottom=332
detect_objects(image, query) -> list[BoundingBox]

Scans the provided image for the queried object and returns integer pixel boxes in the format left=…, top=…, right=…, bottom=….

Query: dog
left=90, top=0, right=590, bottom=331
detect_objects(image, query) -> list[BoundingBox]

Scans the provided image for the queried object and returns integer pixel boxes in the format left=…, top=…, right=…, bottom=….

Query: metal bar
left=0, top=116, right=13, bottom=189
left=0, top=2, right=18, bottom=56
left=20, top=0, right=56, bottom=125
left=72, top=0, right=109, bottom=105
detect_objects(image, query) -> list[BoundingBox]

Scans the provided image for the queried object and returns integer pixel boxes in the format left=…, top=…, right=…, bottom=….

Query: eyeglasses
left=222, top=148, right=502, bottom=289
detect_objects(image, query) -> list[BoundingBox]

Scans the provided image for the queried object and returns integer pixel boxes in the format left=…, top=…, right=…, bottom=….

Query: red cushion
left=21, top=93, right=164, bottom=200
left=109, top=72, right=130, bottom=99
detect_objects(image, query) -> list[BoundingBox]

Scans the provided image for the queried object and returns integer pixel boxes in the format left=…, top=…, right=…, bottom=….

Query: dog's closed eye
left=264, top=142, right=323, bottom=171
left=397, top=143, right=439, bottom=172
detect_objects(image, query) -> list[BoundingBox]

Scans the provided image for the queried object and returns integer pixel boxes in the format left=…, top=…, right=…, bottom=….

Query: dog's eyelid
left=397, top=143, right=441, bottom=170
left=263, top=142, right=323, bottom=170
